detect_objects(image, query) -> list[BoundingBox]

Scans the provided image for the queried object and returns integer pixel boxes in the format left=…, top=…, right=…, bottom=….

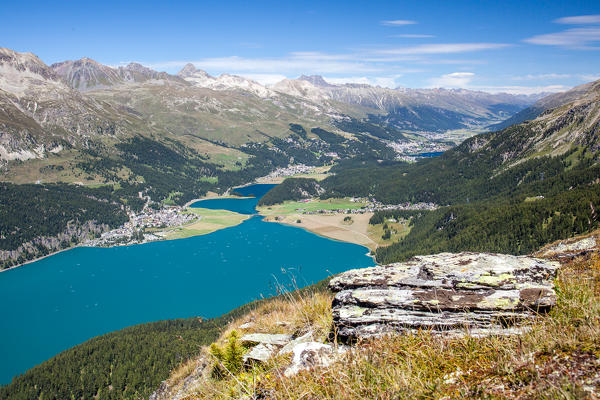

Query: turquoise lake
left=0, top=184, right=375, bottom=384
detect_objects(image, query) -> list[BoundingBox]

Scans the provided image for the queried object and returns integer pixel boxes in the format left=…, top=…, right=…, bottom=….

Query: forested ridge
left=316, top=94, right=600, bottom=263
left=373, top=184, right=600, bottom=263
left=258, top=178, right=322, bottom=206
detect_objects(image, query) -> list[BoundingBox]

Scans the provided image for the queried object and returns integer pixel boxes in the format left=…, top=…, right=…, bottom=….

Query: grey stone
left=240, top=333, right=293, bottom=346
left=243, top=343, right=278, bottom=363
left=238, top=321, right=255, bottom=330
left=329, top=252, right=559, bottom=339
left=541, top=236, right=597, bottom=258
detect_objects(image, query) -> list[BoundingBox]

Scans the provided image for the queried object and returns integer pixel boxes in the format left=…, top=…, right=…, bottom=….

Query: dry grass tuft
left=222, top=287, right=333, bottom=341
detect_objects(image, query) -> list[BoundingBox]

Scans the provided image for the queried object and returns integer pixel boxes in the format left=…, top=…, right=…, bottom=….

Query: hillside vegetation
left=150, top=236, right=600, bottom=399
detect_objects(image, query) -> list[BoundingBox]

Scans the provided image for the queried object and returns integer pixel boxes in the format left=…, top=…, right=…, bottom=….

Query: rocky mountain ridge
left=51, top=58, right=187, bottom=91
left=0, top=46, right=552, bottom=170
left=0, top=47, right=145, bottom=163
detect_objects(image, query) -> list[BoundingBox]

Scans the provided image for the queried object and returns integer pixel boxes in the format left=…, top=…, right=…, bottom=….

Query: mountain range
left=0, top=46, right=544, bottom=173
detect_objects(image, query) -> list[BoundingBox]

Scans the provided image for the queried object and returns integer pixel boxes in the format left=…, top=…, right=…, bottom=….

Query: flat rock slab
left=240, top=333, right=293, bottom=346
left=329, top=252, right=559, bottom=340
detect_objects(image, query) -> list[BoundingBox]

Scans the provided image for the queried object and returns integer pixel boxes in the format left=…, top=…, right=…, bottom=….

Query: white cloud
left=523, top=27, right=600, bottom=48
left=381, top=19, right=417, bottom=26
left=378, top=43, right=510, bottom=55
left=428, top=72, right=475, bottom=88
left=390, top=34, right=435, bottom=38
left=579, top=74, right=600, bottom=82
left=427, top=71, right=569, bottom=94
left=469, top=85, right=569, bottom=95
left=511, top=73, right=572, bottom=81
left=555, top=14, right=600, bottom=24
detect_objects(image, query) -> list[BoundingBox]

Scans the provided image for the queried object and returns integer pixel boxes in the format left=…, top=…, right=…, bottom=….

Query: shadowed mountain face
left=489, top=80, right=597, bottom=131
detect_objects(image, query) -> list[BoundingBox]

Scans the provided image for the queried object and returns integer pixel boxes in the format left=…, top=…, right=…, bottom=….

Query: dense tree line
left=368, top=210, right=430, bottom=225
left=0, top=183, right=128, bottom=252
left=258, top=178, right=321, bottom=206
left=375, top=185, right=600, bottom=263
left=0, top=280, right=331, bottom=400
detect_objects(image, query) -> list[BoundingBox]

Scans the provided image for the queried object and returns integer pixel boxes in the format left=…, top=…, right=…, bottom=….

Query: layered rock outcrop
left=329, top=252, right=559, bottom=339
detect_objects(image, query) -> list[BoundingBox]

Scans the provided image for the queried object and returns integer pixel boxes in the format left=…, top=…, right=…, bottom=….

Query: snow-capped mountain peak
left=298, top=74, right=334, bottom=87
left=178, top=67, right=275, bottom=98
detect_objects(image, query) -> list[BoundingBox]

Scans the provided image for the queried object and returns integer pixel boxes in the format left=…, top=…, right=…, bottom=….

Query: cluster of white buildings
left=299, top=200, right=438, bottom=216
left=387, top=140, right=449, bottom=160
left=83, top=207, right=196, bottom=247
left=262, top=164, right=317, bottom=180
left=128, top=207, right=195, bottom=229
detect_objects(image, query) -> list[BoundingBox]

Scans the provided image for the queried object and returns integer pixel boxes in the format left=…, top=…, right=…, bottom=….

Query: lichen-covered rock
left=329, top=252, right=559, bottom=339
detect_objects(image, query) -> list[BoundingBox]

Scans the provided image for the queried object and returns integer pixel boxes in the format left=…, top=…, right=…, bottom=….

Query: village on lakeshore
left=80, top=164, right=437, bottom=249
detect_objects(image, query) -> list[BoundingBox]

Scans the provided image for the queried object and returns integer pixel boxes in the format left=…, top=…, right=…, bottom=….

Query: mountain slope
left=489, top=80, right=596, bottom=131
left=323, top=79, right=600, bottom=204
left=51, top=58, right=187, bottom=91
left=0, top=47, right=149, bottom=163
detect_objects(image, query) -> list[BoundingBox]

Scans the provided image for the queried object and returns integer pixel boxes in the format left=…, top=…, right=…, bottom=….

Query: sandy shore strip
left=261, top=212, right=379, bottom=251
left=183, top=191, right=253, bottom=207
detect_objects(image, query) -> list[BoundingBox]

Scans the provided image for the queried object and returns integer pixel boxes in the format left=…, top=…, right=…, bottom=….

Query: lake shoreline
left=3, top=183, right=268, bottom=273
left=0, top=182, right=375, bottom=384
left=1, top=246, right=78, bottom=273
left=260, top=213, right=377, bottom=253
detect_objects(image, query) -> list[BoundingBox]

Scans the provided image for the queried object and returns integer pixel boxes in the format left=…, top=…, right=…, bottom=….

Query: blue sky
left=2, top=0, right=599, bottom=94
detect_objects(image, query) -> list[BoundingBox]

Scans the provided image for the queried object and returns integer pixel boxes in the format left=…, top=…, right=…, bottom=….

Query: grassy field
left=367, top=218, right=411, bottom=246
left=161, top=208, right=249, bottom=240
left=291, top=165, right=333, bottom=181
left=257, top=198, right=366, bottom=216
left=257, top=198, right=413, bottom=250
left=256, top=165, right=333, bottom=184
